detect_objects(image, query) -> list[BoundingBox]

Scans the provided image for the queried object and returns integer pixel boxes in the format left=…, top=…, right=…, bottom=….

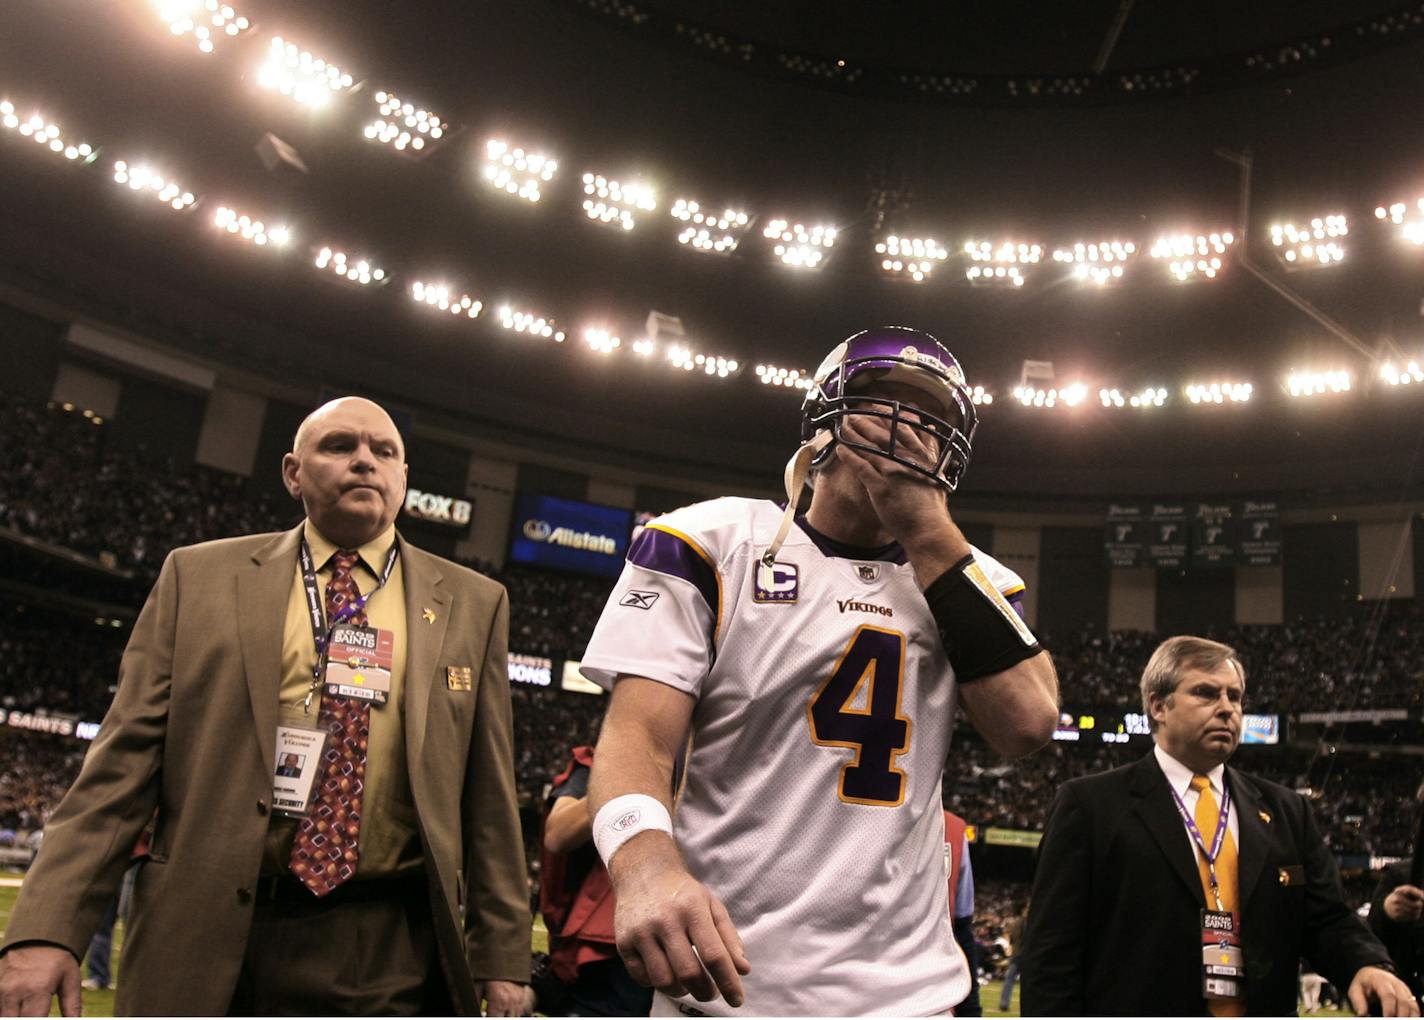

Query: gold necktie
left=1192, top=774, right=1245, bottom=1016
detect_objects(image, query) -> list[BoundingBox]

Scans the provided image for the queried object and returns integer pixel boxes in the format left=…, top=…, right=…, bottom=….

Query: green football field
left=0, top=871, right=1351, bottom=1017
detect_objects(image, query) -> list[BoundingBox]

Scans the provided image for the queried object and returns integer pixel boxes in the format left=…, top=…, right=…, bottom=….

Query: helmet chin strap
left=762, top=429, right=834, bottom=566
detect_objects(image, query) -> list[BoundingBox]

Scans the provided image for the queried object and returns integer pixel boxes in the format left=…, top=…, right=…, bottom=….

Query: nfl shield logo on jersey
left=855, top=563, right=880, bottom=583
left=754, top=561, right=799, bottom=603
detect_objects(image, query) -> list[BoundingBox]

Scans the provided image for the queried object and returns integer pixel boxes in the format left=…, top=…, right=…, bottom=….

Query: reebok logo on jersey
left=836, top=598, right=893, bottom=618
left=619, top=589, right=660, bottom=610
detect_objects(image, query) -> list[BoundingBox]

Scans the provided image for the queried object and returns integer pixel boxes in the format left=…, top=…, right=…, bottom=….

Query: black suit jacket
left=1020, top=752, right=1391, bottom=1016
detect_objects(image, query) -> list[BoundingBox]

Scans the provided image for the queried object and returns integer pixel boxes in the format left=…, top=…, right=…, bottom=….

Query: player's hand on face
left=1385, top=885, right=1424, bottom=923
left=837, top=407, right=951, bottom=543
left=613, top=853, right=751, bottom=1007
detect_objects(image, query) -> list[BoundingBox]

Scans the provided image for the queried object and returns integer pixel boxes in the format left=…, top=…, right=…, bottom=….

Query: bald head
left=282, top=396, right=408, bottom=548
left=292, top=396, right=403, bottom=458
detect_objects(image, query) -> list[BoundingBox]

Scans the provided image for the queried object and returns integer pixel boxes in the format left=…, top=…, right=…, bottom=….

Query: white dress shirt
left=1154, top=743, right=1241, bottom=858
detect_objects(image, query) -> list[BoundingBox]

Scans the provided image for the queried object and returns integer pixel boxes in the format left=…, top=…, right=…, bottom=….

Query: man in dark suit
left=0, top=397, right=530, bottom=1016
left=1371, top=859, right=1424, bottom=1002
left=1021, top=634, right=1416, bottom=1017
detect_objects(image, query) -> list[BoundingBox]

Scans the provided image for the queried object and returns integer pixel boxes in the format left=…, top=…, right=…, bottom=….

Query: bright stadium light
left=1269, top=215, right=1347, bottom=267
left=631, top=337, right=656, bottom=356
left=497, top=305, right=566, bottom=342
left=1375, top=199, right=1424, bottom=246
left=1286, top=368, right=1351, bottom=397
left=256, top=37, right=356, bottom=107
left=1, top=101, right=97, bottom=163
left=1052, top=240, right=1136, bottom=286
left=968, top=385, right=993, bottom=406
left=672, top=199, right=751, bottom=254
left=965, top=240, right=1041, bottom=287
left=482, top=139, right=557, bottom=203
left=112, top=161, right=196, bottom=211
left=1150, top=231, right=1235, bottom=281
left=1099, top=385, right=1168, bottom=408
left=584, top=328, right=621, bottom=354
left=754, top=363, right=813, bottom=391
left=410, top=280, right=482, bottom=319
left=314, top=247, right=387, bottom=286
left=763, top=219, right=837, bottom=268
left=1184, top=381, right=1252, bottom=404
left=876, top=234, right=949, bottom=282
left=153, top=0, right=253, bottom=53
left=363, top=91, right=448, bottom=157
left=582, top=173, right=656, bottom=230
left=212, top=205, right=290, bottom=247
left=1380, top=360, right=1424, bottom=386
left=669, top=345, right=739, bottom=378
left=1011, top=382, right=1086, bottom=408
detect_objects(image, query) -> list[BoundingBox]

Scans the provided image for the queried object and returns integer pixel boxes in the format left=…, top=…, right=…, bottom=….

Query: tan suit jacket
left=1, top=524, right=530, bottom=1015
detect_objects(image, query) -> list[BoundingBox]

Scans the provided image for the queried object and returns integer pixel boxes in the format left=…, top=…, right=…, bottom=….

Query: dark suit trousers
left=226, top=877, right=454, bottom=1016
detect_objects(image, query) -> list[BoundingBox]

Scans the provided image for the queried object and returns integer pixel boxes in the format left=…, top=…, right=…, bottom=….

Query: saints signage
left=402, top=487, right=473, bottom=530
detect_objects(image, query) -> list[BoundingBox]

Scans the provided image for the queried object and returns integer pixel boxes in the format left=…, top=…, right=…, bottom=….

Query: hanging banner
left=1105, top=504, right=1145, bottom=568
left=1237, top=500, right=1282, bottom=566
left=1192, top=503, right=1236, bottom=568
left=1148, top=503, right=1189, bottom=568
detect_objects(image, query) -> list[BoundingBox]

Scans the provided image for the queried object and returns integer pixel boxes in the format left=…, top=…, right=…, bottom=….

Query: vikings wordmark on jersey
left=581, top=496, right=1027, bottom=1017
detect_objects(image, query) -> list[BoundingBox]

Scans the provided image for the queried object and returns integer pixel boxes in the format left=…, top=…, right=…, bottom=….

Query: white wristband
left=593, top=794, right=674, bottom=867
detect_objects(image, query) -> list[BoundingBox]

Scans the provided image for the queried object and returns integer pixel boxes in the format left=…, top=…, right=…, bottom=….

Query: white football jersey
left=581, top=497, right=1027, bottom=1017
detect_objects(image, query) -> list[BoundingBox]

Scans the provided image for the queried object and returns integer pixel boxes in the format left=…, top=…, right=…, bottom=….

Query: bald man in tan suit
left=0, top=398, right=530, bottom=1016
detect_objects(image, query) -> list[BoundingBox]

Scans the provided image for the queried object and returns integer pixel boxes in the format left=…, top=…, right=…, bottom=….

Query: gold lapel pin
left=1278, top=867, right=1290, bottom=886
left=1259, top=810, right=1272, bottom=824
left=422, top=607, right=436, bottom=624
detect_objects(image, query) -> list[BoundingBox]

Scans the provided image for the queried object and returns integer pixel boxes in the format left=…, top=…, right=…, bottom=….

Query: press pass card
left=324, top=624, right=394, bottom=705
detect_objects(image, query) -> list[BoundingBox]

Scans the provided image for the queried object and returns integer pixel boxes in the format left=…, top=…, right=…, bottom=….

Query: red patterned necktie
left=289, top=550, right=370, bottom=896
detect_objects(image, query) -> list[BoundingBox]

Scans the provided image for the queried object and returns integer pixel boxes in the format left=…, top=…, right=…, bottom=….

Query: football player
left=579, top=326, right=1059, bottom=1015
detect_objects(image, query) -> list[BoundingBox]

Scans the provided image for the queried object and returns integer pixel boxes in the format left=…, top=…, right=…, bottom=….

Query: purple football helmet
left=800, top=325, right=978, bottom=492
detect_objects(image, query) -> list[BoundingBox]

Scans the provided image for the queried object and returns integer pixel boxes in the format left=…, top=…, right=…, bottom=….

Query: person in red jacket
left=539, top=747, right=652, bottom=1017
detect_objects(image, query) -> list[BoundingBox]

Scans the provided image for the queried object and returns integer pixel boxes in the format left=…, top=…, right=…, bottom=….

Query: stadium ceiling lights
left=1099, top=386, right=1167, bottom=408
left=1375, top=199, right=1424, bottom=246
left=1052, top=240, right=1136, bottom=286
left=409, top=280, right=482, bottom=319
left=967, top=385, right=993, bottom=406
left=497, top=305, right=567, bottom=342
left=583, top=328, right=622, bottom=354
left=754, top=363, right=813, bottom=390
left=668, top=345, right=739, bottom=378
left=1, top=101, right=96, bottom=163
left=212, top=205, right=290, bottom=247
left=631, top=338, right=656, bottom=356
left=364, top=91, right=447, bottom=158
left=1150, top=231, right=1234, bottom=281
left=1286, top=368, right=1351, bottom=397
left=1184, top=381, right=1252, bottom=404
left=1380, top=360, right=1424, bottom=387
left=483, top=140, right=557, bottom=203
left=582, top=173, right=656, bottom=230
left=876, top=235, right=948, bottom=282
left=257, top=37, right=356, bottom=108
left=965, top=240, right=1041, bottom=287
left=1269, top=215, right=1346, bottom=267
left=1011, top=382, right=1086, bottom=408
left=112, top=160, right=196, bottom=211
left=672, top=199, right=751, bottom=254
left=314, top=246, right=386, bottom=286
left=763, top=219, right=837, bottom=268
left=154, top=0, right=253, bottom=54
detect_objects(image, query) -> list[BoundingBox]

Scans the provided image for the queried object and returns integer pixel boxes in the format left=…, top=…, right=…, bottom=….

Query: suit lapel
left=1227, top=766, right=1270, bottom=908
left=400, top=538, right=450, bottom=777
left=1129, top=753, right=1208, bottom=907
left=238, top=524, right=303, bottom=775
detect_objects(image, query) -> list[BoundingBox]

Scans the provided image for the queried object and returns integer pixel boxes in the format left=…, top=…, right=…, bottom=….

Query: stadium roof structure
left=2, top=0, right=1424, bottom=502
